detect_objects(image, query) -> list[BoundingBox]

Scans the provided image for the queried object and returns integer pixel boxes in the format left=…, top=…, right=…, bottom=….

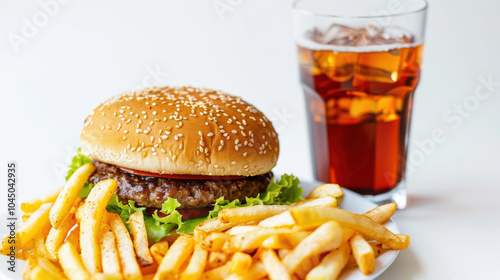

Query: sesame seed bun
left=80, top=86, right=279, bottom=176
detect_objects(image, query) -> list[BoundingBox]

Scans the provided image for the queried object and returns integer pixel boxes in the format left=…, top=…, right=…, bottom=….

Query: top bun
left=80, top=86, right=279, bottom=176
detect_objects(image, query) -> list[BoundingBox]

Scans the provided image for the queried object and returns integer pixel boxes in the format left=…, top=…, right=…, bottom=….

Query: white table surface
left=1, top=0, right=500, bottom=279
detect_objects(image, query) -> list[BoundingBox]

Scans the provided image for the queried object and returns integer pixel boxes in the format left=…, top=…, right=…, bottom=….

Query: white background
left=1, top=0, right=500, bottom=279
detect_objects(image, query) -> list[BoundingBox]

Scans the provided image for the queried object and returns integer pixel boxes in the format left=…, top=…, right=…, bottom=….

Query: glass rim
left=292, top=0, right=428, bottom=19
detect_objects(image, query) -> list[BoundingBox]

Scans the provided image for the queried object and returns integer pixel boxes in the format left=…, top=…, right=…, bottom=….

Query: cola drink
left=299, top=24, right=424, bottom=195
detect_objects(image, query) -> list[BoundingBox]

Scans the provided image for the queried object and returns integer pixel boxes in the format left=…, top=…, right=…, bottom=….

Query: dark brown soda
left=299, top=45, right=424, bottom=194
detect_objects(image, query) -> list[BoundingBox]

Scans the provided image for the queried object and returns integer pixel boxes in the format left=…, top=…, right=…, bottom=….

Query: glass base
left=362, top=181, right=407, bottom=209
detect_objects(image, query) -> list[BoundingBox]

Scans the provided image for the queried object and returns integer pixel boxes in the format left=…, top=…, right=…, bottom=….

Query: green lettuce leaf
left=65, top=152, right=95, bottom=199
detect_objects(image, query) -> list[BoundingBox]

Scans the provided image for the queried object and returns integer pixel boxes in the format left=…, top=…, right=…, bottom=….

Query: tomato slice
left=119, top=166, right=245, bottom=180
left=145, top=207, right=211, bottom=220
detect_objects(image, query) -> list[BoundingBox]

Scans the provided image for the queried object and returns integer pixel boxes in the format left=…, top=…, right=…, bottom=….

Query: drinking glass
left=293, top=0, right=428, bottom=208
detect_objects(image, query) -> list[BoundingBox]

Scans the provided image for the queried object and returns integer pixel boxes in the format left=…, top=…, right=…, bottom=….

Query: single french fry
left=46, top=213, right=77, bottom=261
left=207, top=251, right=229, bottom=270
left=109, top=212, right=142, bottom=280
left=58, top=242, right=91, bottom=280
left=350, top=233, right=375, bottom=275
left=262, top=234, right=292, bottom=250
left=229, top=252, right=253, bottom=274
left=223, top=228, right=292, bottom=253
left=295, top=255, right=320, bottom=279
left=154, top=235, right=194, bottom=280
left=130, top=211, right=154, bottom=266
left=196, top=217, right=244, bottom=233
left=37, top=257, right=67, bottom=279
left=201, top=262, right=232, bottom=280
left=218, top=205, right=292, bottom=224
left=50, top=163, right=95, bottom=228
left=65, top=225, right=81, bottom=254
left=80, top=179, right=118, bottom=274
left=305, top=242, right=350, bottom=280
left=17, top=203, right=52, bottom=248
left=261, top=249, right=290, bottom=280
left=258, top=197, right=338, bottom=228
left=91, top=273, right=123, bottom=280
left=225, top=225, right=263, bottom=235
left=180, top=244, right=208, bottom=280
left=282, top=221, right=343, bottom=274
left=21, top=187, right=61, bottom=213
left=290, top=207, right=406, bottom=250
left=149, top=241, right=169, bottom=265
left=202, top=232, right=231, bottom=251
left=34, top=235, right=50, bottom=258
left=100, top=224, right=121, bottom=275
left=305, top=183, right=343, bottom=199
left=363, top=203, right=397, bottom=224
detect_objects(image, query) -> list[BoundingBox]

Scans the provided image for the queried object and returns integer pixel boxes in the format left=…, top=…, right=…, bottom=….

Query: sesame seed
left=150, top=136, right=154, bottom=142
left=243, top=152, right=248, bottom=157
left=231, top=130, right=237, bottom=134
left=161, top=135, right=168, bottom=140
left=198, top=131, right=202, bottom=136
left=174, top=135, right=179, bottom=141
left=179, top=143, right=183, bottom=149
left=200, top=141, right=205, bottom=146
left=231, top=161, right=237, bottom=166
left=199, top=147, right=203, bottom=152
left=153, top=111, right=157, bottom=115
left=207, top=132, right=214, bottom=137
left=235, top=139, right=239, bottom=145
left=177, top=134, right=183, bottom=137
left=122, top=136, right=126, bottom=140
left=161, top=148, right=166, bottom=153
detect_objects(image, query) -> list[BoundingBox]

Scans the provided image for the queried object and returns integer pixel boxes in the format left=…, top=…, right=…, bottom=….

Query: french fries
left=58, top=242, right=91, bottom=280
left=349, top=233, right=375, bottom=275
left=100, top=224, right=121, bottom=275
left=306, top=242, right=351, bottom=280
left=109, top=212, right=142, bottom=280
left=261, top=249, right=290, bottom=280
left=220, top=196, right=337, bottom=226
left=130, top=211, right=154, bottom=266
left=149, top=241, right=169, bottom=265
left=229, top=252, right=252, bottom=274
left=17, top=203, right=52, bottom=248
left=46, top=213, right=77, bottom=261
left=306, top=183, right=343, bottom=199
left=4, top=171, right=408, bottom=280
left=282, top=221, right=343, bottom=274
left=80, top=179, right=118, bottom=275
left=290, top=206, right=407, bottom=250
left=154, top=235, right=193, bottom=280
left=363, top=202, right=397, bottom=224
left=180, top=244, right=208, bottom=280
left=50, top=163, right=95, bottom=228
left=21, top=187, right=61, bottom=213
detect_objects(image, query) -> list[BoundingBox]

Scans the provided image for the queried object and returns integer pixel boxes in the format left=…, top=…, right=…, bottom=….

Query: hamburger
left=69, top=86, right=302, bottom=242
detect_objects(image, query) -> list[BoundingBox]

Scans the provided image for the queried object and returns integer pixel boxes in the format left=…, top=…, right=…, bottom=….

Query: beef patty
left=88, top=161, right=273, bottom=209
